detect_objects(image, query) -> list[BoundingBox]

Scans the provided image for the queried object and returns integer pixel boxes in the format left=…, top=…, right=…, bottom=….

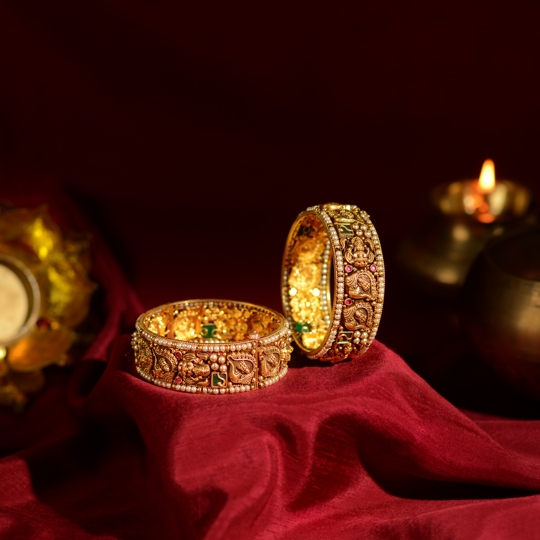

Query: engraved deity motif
left=294, top=237, right=325, bottom=264
left=151, top=345, right=179, bottom=383
left=342, top=236, right=375, bottom=269
left=288, top=263, right=321, bottom=290
left=180, top=352, right=210, bottom=386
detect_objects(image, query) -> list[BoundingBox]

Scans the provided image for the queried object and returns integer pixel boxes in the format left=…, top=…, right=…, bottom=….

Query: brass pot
left=398, top=179, right=533, bottom=298
left=460, top=225, right=540, bottom=401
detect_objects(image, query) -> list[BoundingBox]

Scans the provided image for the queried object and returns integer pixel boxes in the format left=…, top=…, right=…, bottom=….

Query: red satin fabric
left=1, top=198, right=540, bottom=539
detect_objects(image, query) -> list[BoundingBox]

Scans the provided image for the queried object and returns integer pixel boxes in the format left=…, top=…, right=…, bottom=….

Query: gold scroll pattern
left=323, top=206, right=381, bottom=362
left=134, top=334, right=292, bottom=392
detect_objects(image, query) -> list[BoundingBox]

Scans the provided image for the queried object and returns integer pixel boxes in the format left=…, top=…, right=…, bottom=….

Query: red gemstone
left=345, top=298, right=352, bottom=305
left=345, top=265, right=352, bottom=273
left=175, top=352, right=182, bottom=359
left=36, top=318, right=50, bottom=329
left=370, top=265, right=377, bottom=272
left=175, top=377, right=182, bottom=383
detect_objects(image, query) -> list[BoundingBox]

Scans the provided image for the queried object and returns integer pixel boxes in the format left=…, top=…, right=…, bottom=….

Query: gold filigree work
left=132, top=300, right=292, bottom=394
left=282, top=203, right=384, bottom=362
left=145, top=303, right=282, bottom=343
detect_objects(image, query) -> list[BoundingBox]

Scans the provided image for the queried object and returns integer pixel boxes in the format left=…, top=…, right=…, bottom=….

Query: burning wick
left=478, top=159, right=495, bottom=193
left=464, top=159, right=497, bottom=222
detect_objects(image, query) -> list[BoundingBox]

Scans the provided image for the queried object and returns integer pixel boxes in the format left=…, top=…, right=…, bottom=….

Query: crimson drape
left=1, top=195, right=540, bottom=540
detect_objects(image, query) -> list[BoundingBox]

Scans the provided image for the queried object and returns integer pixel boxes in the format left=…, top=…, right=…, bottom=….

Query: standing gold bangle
left=282, top=203, right=385, bottom=362
left=132, top=300, right=293, bottom=394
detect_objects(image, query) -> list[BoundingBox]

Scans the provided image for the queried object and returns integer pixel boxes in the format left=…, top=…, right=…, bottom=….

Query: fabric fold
left=68, top=335, right=540, bottom=539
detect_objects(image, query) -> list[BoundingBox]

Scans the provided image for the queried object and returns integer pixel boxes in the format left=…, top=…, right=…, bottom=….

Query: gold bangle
left=131, top=300, right=293, bottom=394
left=282, top=203, right=385, bottom=362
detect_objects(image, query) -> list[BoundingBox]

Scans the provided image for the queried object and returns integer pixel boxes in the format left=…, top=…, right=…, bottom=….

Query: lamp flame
left=478, top=159, right=495, bottom=193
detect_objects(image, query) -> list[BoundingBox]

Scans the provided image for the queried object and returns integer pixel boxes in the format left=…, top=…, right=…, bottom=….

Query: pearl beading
left=282, top=204, right=385, bottom=362
left=131, top=300, right=293, bottom=394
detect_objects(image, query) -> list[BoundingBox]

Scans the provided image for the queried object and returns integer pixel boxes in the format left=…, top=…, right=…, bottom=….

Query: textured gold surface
left=286, top=215, right=329, bottom=350
left=133, top=300, right=292, bottom=394
left=145, top=303, right=282, bottom=343
left=282, top=203, right=385, bottom=362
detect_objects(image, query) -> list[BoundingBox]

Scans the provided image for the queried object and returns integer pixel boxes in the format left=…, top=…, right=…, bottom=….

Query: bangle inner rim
left=284, top=214, right=333, bottom=351
left=143, top=302, right=282, bottom=343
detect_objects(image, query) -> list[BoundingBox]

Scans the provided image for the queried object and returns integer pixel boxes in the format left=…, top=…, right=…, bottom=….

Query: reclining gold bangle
left=132, top=299, right=293, bottom=394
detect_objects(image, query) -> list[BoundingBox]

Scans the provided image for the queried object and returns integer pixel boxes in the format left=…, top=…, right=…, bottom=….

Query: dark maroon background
left=2, top=0, right=540, bottom=310
left=2, top=2, right=540, bottom=539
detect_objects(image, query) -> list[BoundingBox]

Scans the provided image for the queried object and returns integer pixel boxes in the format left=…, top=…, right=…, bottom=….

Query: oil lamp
left=398, top=160, right=534, bottom=298
left=0, top=202, right=96, bottom=410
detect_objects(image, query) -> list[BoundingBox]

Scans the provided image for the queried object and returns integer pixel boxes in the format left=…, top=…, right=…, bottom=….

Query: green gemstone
left=337, top=223, right=354, bottom=236
left=212, top=372, right=227, bottom=388
left=295, top=322, right=311, bottom=334
left=337, top=330, right=353, bottom=345
left=201, top=323, right=217, bottom=339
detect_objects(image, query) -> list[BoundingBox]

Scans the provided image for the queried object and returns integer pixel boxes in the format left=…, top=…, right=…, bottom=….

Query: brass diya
left=398, top=161, right=533, bottom=298
left=460, top=225, right=540, bottom=402
left=0, top=202, right=95, bottom=410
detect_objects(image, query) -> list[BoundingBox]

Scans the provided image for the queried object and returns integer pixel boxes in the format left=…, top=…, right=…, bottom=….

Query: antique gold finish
left=132, top=300, right=293, bottom=394
left=460, top=225, right=540, bottom=401
left=282, top=203, right=384, bottom=362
